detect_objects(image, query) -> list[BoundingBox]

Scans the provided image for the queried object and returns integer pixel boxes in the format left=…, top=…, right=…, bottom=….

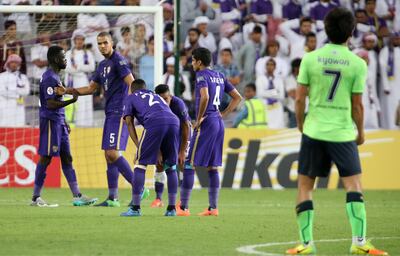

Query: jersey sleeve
left=42, top=76, right=59, bottom=100
left=176, top=99, right=190, bottom=123
left=116, top=55, right=131, bottom=79
left=123, top=96, right=135, bottom=119
left=352, top=59, right=367, bottom=94
left=297, top=54, right=310, bottom=86
left=196, top=74, right=208, bottom=88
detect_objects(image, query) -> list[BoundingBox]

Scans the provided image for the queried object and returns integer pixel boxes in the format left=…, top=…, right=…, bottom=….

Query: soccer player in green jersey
left=286, top=7, right=388, bottom=255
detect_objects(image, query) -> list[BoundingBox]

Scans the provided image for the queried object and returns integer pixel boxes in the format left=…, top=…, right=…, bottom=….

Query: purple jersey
left=250, top=0, right=273, bottom=16
left=39, top=68, right=65, bottom=123
left=92, top=51, right=131, bottom=115
left=123, top=89, right=179, bottom=129
left=194, top=68, right=235, bottom=118
left=170, top=96, right=190, bottom=124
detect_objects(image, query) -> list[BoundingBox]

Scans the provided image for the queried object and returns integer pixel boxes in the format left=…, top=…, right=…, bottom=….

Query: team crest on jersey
left=197, top=76, right=205, bottom=82
left=47, top=87, right=54, bottom=95
left=52, top=146, right=59, bottom=153
left=119, top=60, right=128, bottom=66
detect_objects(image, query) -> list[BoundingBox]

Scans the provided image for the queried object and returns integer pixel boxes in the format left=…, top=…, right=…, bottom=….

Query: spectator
left=187, top=0, right=216, bottom=22
left=0, top=54, right=30, bottom=127
left=365, top=0, right=390, bottom=48
left=237, top=25, right=265, bottom=94
left=282, top=0, right=303, bottom=20
left=354, top=49, right=380, bottom=129
left=284, top=58, right=301, bottom=128
left=77, top=0, right=110, bottom=62
left=116, top=26, right=135, bottom=66
left=255, top=58, right=285, bottom=129
left=163, top=23, right=174, bottom=59
left=0, top=20, right=26, bottom=74
left=245, top=0, right=273, bottom=24
left=233, top=83, right=267, bottom=128
left=184, top=28, right=201, bottom=64
left=64, top=29, right=96, bottom=127
left=131, top=23, right=147, bottom=76
left=255, top=39, right=290, bottom=78
left=185, top=16, right=217, bottom=55
left=163, top=2, right=174, bottom=27
left=2, top=0, right=33, bottom=39
left=351, top=9, right=374, bottom=49
left=309, top=0, right=338, bottom=21
left=36, top=6, right=62, bottom=36
left=214, top=48, right=240, bottom=110
left=379, top=32, right=400, bottom=129
left=139, top=36, right=155, bottom=91
left=162, top=56, right=191, bottom=100
left=291, top=32, right=318, bottom=59
left=213, top=0, right=241, bottom=23
left=30, top=31, right=51, bottom=94
left=242, top=22, right=267, bottom=44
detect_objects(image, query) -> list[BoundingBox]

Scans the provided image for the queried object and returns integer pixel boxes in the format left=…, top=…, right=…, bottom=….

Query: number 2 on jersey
left=141, top=93, right=159, bottom=107
left=323, top=69, right=341, bottom=102
left=213, top=85, right=221, bottom=109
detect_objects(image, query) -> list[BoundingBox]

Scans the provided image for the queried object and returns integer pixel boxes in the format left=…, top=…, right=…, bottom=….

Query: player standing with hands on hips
left=286, top=7, right=388, bottom=255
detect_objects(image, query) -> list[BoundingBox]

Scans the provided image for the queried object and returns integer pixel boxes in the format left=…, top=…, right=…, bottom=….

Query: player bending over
left=149, top=84, right=191, bottom=209
left=120, top=79, right=180, bottom=217
left=55, top=32, right=148, bottom=207
left=31, top=46, right=97, bottom=207
left=286, top=7, right=387, bottom=255
left=177, top=47, right=242, bottom=216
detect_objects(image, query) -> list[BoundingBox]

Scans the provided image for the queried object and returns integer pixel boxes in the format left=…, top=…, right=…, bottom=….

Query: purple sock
left=114, top=157, right=134, bottom=185
left=107, top=163, right=119, bottom=200
left=180, top=167, right=195, bottom=209
left=33, top=163, right=47, bottom=197
left=132, top=167, right=146, bottom=207
left=166, top=168, right=178, bottom=206
left=61, top=163, right=81, bottom=197
left=155, top=182, right=164, bottom=200
left=208, top=169, right=220, bottom=209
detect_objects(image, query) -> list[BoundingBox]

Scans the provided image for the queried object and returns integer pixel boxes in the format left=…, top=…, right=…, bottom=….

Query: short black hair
left=148, top=35, right=154, bottom=43
left=324, top=7, right=355, bottom=44
left=192, top=47, right=211, bottom=66
left=120, top=26, right=130, bottom=35
left=131, top=79, right=147, bottom=91
left=155, top=84, right=170, bottom=94
left=188, top=28, right=200, bottom=36
left=245, top=83, right=256, bottom=92
left=355, top=8, right=367, bottom=15
left=97, top=31, right=112, bottom=39
left=291, top=58, right=302, bottom=69
left=306, top=32, right=316, bottom=40
left=253, top=25, right=262, bottom=34
left=300, top=17, right=313, bottom=25
left=4, top=20, right=16, bottom=30
left=47, top=45, right=64, bottom=63
left=220, top=48, right=232, bottom=55
left=164, top=23, right=173, bottom=33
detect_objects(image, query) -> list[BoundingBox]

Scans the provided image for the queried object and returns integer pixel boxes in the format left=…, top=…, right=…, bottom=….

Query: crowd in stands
left=0, top=0, right=399, bottom=130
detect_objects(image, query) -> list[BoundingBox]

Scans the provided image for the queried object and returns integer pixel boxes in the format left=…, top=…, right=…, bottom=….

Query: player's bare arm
left=295, top=84, right=308, bottom=133
left=46, top=91, right=78, bottom=110
left=123, top=74, right=135, bottom=95
left=178, top=120, right=191, bottom=166
left=221, top=89, right=242, bottom=119
left=125, top=115, right=140, bottom=147
left=55, top=80, right=99, bottom=96
left=351, top=93, right=365, bottom=145
left=194, top=87, right=209, bottom=130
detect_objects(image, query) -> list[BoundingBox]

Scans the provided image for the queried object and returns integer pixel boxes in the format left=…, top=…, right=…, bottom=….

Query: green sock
left=346, top=192, right=367, bottom=241
left=296, top=200, right=314, bottom=245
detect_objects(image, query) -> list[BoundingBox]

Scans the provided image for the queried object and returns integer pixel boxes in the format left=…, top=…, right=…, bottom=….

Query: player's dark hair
left=47, top=45, right=63, bottom=64
left=291, top=58, right=302, bottom=69
left=245, top=83, right=256, bottom=92
left=221, top=48, right=232, bottom=55
left=131, top=79, right=147, bottom=91
left=97, top=31, right=112, bottom=39
left=188, top=28, right=200, bottom=36
left=4, top=20, right=16, bottom=30
left=155, top=84, right=170, bottom=94
left=192, top=47, right=211, bottom=67
left=300, top=17, right=313, bottom=25
left=324, top=7, right=355, bottom=44
left=252, top=25, right=262, bottom=34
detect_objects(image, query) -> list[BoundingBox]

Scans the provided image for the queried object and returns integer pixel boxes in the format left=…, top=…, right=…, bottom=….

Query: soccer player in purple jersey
left=55, top=32, right=148, bottom=207
left=180, top=47, right=242, bottom=216
left=120, top=79, right=180, bottom=217
left=31, top=46, right=97, bottom=207
left=149, top=84, right=192, bottom=209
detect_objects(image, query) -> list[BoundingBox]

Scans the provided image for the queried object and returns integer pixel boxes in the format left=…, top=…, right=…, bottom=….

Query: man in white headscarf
left=0, top=54, right=30, bottom=126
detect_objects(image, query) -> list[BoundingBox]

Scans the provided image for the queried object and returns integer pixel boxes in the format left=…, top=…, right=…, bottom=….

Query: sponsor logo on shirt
left=52, top=146, right=59, bottom=153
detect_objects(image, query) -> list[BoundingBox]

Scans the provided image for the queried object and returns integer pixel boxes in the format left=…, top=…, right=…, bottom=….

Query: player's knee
left=105, top=150, right=119, bottom=163
left=39, top=156, right=52, bottom=166
left=154, top=171, right=167, bottom=184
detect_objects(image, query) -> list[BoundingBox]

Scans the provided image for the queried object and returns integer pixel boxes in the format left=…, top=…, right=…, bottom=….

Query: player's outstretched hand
left=55, top=84, right=67, bottom=96
left=356, top=132, right=365, bottom=146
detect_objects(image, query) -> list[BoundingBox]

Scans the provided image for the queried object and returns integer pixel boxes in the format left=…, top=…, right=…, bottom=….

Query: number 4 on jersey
left=213, top=85, right=221, bottom=109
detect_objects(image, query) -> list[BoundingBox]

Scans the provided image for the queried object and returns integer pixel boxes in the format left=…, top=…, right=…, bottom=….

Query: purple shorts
left=38, top=118, right=71, bottom=157
left=102, top=114, right=129, bottom=151
left=187, top=116, right=224, bottom=167
left=136, top=124, right=179, bottom=166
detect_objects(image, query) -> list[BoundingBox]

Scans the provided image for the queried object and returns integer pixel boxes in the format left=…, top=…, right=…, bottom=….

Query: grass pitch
left=0, top=188, right=399, bottom=255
